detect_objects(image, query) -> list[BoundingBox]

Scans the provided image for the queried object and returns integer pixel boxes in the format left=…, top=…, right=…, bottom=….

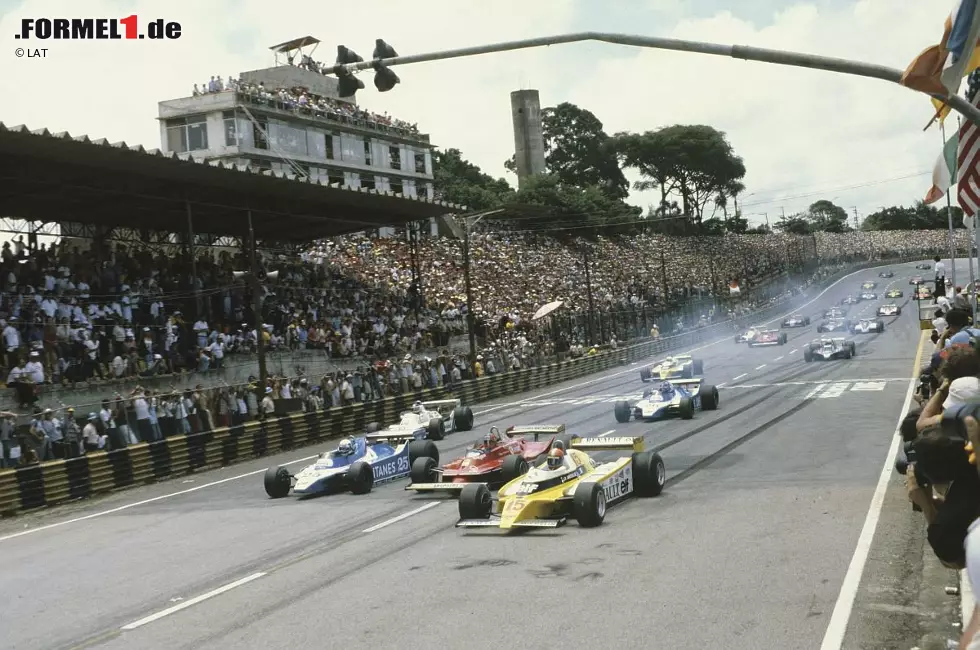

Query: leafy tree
left=504, top=103, right=629, bottom=200
left=612, top=125, right=746, bottom=228
left=745, top=223, right=772, bottom=234
left=774, top=215, right=811, bottom=235
left=509, top=174, right=641, bottom=236
left=862, top=201, right=965, bottom=230
left=432, top=148, right=514, bottom=210
left=807, top=200, right=851, bottom=232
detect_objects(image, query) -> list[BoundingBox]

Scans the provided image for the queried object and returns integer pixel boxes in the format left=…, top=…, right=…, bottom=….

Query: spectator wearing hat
left=62, top=407, right=82, bottom=458
left=260, top=386, right=274, bottom=418
left=0, top=410, right=17, bottom=468
left=146, top=389, right=163, bottom=440
left=100, top=398, right=124, bottom=450
left=132, top=388, right=155, bottom=442
left=82, top=413, right=105, bottom=452
left=35, top=407, right=62, bottom=460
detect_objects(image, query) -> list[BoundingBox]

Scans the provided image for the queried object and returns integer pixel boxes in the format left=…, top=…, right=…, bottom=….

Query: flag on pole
left=956, top=70, right=980, bottom=216
left=903, top=0, right=980, bottom=97
left=926, top=130, right=959, bottom=203
left=927, top=48, right=980, bottom=128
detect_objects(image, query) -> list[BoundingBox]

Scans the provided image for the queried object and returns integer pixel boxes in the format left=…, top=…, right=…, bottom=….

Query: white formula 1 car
left=850, top=318, right=885, bottom=334
left=374, top=399, right=475, bottom=441
left=876, top=304, right=901, bottom=317
left=614, top=378, right=719, bottom=422
left=803, top=337, right=857, bottom=361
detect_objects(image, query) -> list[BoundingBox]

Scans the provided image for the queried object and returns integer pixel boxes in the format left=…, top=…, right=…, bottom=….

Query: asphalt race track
left=0, top=261, right=950, bottom=650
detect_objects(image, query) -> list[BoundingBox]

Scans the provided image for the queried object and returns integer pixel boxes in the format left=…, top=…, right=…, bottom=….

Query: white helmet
left=412, top=401, right=424, bottom=415
left=338, top=438, right=355, bottom=455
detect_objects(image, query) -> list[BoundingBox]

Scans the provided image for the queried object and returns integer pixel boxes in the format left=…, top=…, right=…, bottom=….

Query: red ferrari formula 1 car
left=405, top=424, right=569, bottom=495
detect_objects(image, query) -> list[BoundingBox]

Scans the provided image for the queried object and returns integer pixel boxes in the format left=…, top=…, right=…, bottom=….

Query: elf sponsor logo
left=602, top=466, right=633, bottom=502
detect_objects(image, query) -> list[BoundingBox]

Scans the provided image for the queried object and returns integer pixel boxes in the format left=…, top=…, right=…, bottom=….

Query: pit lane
left=0, top=260, right=938, bottom=650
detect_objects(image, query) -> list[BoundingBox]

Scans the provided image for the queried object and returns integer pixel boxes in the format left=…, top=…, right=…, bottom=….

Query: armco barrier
left=0, top=259, right=905, bottom=515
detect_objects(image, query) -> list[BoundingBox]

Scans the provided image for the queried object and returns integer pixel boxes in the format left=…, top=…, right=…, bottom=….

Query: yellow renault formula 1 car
left=455, top=436, right=665, bottom=530
left=639, top=354, right=704, bottom=382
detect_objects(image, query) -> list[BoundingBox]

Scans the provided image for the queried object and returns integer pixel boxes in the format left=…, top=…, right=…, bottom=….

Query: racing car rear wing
left=570, top=436, right=644, bottom=452
left=365, top=431, right=418, bottom=444
left=670, top=378, right=702, bottom=388
left=420, top=399, right=461, bottom=410
left=406, top=482, right=465, bottom=492
left=507, top=424, right=565, bottom=440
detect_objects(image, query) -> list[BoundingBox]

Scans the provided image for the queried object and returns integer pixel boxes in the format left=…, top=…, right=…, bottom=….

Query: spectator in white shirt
left=24, top=350, right=44, bottom=384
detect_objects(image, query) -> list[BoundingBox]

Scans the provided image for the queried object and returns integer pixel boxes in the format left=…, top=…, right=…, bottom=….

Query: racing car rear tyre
left=700, top=385, right=719, bottom=410
left=632, top=451, right=666, bottom=497
left=678, top=397, right=695, bottom=420
left=779, top=333, right=788, bottom=345
left=263, top=466, right=291, bottom=498
left=803, top=349, right=814, bottom=363
left=426, top=418, right=446, bottom=441
left=365, top=422, right=380, bottom=434
left=692, top=359, right=704, bottom=375
left=639, top=368, right=652, bottom=383
left=410, top=457, right=437, bottom=484
left=876, top=320, right=885, bottom=332
left=501, top=454, right=529, bottom=483
left=408, top=439, right=440, bottom=465
left=452, top=406, right=475, bottom=431
left=573, top=481, right=607, bottom=528
left=682, top=365, right=694, bottom=379
left=459, top=483, right=492, bottom=520
left=613, top=400, right=632, bottom=423
left=347, top=461, right=374, bottom=495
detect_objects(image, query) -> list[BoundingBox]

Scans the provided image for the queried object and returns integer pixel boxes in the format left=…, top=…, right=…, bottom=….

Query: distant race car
left=734, top=325, right=766, bottom=344
left=916, top=263, right=932, bottom=270
left=879, top=270, right=894, bottom=278
left=841, top=295, right=859, bottom=305
left=374, top=399, right=475, bottom=441
left=264, top=431, right=440, bottom=498
left=859, top=292, right=878, bottom=301
left=877, top=303, right=901, bottom=317
left=613, top=378, right=719, bottom=423
left=406, top=425, right=568, bottom=495
left=781, top=313, right=810, bottom=327
left=816, top=318, right=850, bottom=333
left=747, top=329, right=788, bottom=346
left=640, top=354, right=703, bottom=382
left=915, top=284, right=933, bottom=301
left=861, top=281, right=877, bottom=290
left=851, top=318, right=885, bottom=334
left=823, top=307, right=847, bottom=319
left=455, top=435, right=665, bottom=530
left=803, top=337, right=857, bottom=362
left=910, top=275, right=924, bottom=285
left=885, top=288, right=903, bottom=298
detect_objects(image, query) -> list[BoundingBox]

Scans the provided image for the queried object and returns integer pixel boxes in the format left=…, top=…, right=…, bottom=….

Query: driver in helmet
left=412, top=401, right=424, bottom=415
left=337, top=437, right=356, bottom=456
left=482, top=427, right=501, bottom=449
left=659, top=381, right=675, bottom=400
left=546, top=446, right=565, bottom=470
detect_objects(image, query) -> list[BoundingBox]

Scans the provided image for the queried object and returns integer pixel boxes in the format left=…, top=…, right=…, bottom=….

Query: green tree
left=807, top=200, right=851, bottom=232
left=612, top=125, right=746, bottom=228
left=504, top=103, right=629, bottom=200
left=510, top=174, right=642, bottom=236
left=862, top=201, right=965, bottom=230
left=774, top=214, right=811, bottom=235
left=432, top=148, right=514, bottom=210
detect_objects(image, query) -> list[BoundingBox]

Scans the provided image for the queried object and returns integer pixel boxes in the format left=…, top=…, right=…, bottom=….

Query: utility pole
left=460, top=209, right=504, bottom=372
left=852, top=207, right=859, bottom=230
left=583, top=246, right=597, bottom=345
left=246, top=210, right=267, bottom=392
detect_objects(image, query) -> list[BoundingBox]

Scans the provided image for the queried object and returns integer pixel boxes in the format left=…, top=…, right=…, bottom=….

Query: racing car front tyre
left=408, top=439, right=440, bottom=465
left=803, top=349, right=814, bottom=363
left=876, top=320, right=885, bottom=332
left=365, top=422, right=380, bottom=434
left=692, top=359, right=704, bottom=375
left=573, top=481, right=607, bottom=528
left=452, top=406, right=475, bottom=431
left=700, top=385, right=719, bottom=410
left=459, top=483, right=492, bottom=520
left=678, top=397, right=695, bottom=420
left=639, top=368, right=652, bottom=383
left=347, top=461, right=374, bottom=494
left=263, top=466, right=291, bottom=498
left=501, top=454, right=530, bottom=483
left=426, top=418, right=446, bottom=441
left=779, top=333, right=788, bottom=345
left=410, top=457, right=437, bottom=484
left=632, top=451, right=666, bottom=497
left=613, top=401, right=632, bottom=423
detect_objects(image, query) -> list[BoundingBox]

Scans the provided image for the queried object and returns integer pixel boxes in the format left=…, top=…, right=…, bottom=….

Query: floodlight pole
left=329, top=31, right=980, bottom=125
left=460, top=209, right=504, bottom=373
left=246, top=210, right=268, bottom=392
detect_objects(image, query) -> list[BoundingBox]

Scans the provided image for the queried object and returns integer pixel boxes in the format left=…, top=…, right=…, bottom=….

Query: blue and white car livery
left=263, top=432, right=440, bottom=498
left=614, top=378, right=719, bottom=422
left=377, top=399, right=475, bottom=441
left=859, top=292, right=878, bottom=301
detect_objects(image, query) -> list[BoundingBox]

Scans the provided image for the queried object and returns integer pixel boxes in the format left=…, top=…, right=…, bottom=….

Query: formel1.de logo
left=16, top=16, right=182, bottom=40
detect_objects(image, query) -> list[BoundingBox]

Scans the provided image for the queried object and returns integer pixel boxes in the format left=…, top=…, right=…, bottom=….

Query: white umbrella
left=532, top=300, right=564, bottom=321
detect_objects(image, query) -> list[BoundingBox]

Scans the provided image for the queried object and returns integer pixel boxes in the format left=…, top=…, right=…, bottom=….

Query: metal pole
left=974, top=216, right=980, bottom=323
left=331, top=32, right=980, bottom=125
left=185, top=200, right=200, bottom=321
left=941, top=120, right=958, bottom=290
left=246, top=210, right=268, bottom=391
left=462, top=222, right=477, bottom=373
left=583, top=246, right=596, bottom=345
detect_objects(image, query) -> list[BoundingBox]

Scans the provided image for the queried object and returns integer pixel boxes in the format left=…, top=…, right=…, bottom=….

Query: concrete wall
left=510, top=89, right=547, bottom=187
left=239, top=66, right=346, bottom=101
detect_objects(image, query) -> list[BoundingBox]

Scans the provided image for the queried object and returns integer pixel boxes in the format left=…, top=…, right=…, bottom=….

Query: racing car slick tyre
left=263, top=466, right=291, bottom=498
left=426, top=418, right=446, bottom=441
left=842, top=348, right=852, bottom=360
left=682, top=365, right=694, bottom=379
left=452, top=406, right=475, bottom=431
left=408, top=439, right=440, bottom=465
left=803, top=349, right=814, bottom=363
left=779, top=333, right=788, bottom=345
left=876, top=320, right=885, bottom=332
left=805, top=318, right=811, bottom=325
left=573, top=481, right=607, bottom=528
left=816, top=326, right=824, bottom=333
left=693, top=359, right=704, bottom=374
left=849, top=342, right=857, bottom=356
left=734, top=335, right=740, bottom=344
left=632, top=451, right=666, bottom=497
left=700, top=385, right=719, bottom=410
left=459, top=483, right=492, bottom=520
left=501, top=454, right=529, bottom=483
left=365, top=422, right=380, bottom=434
left=410, top=457, right=437, bottom=484
left=614, top=400, right=632, bottom=423
left=347, top=461, right=374, bottom=495
left=678, top=397, right=695, bottom=420
left=639, top=368, right=651, bottom=383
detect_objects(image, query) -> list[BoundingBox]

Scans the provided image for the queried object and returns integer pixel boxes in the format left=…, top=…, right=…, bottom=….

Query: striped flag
left=926, top=130, right=960, bottom=203
left=957, top=69, right=980, bottom=216
left=904, top=0, right=980, bottom=97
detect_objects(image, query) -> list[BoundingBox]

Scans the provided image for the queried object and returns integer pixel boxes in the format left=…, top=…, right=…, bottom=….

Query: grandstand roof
left=0, top=123, right=462, bottom=242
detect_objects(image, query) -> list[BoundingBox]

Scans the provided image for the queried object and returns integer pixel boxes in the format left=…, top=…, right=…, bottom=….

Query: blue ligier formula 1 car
left=613, top=378, right=719, bottom=422
left=263, top=431, right=440, bottom=498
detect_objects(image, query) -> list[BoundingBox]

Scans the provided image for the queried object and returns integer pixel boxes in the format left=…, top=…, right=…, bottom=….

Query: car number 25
left=396, top=455, right=410, bottom=472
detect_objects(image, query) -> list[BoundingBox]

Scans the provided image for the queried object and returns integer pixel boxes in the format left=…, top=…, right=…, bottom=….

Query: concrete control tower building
left=156, top=36, right=436, bottom=207
left=510, top=89, right=546, bottom=188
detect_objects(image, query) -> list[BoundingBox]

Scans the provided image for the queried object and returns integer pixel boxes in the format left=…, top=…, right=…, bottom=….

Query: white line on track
left=732, top=373, right=747, bottom=381
left=362, top=502, right=441, bottom=533
left=774, top=356, right=784, bottom=361
left=790, top=349, right=798, bottom=354
left=818, top=333, right=925, bottom=650
left=754, top=364, right=767, bottom=370
left=598, top=429, right=616, bottom=437
left=0, top=262, right=898, bottom=543
left=120, top=572, right=266, bottom=630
